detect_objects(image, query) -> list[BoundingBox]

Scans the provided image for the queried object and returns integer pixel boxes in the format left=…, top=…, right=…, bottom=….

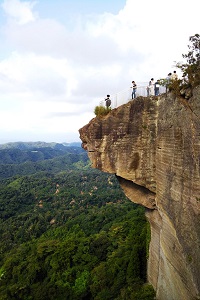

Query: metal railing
left=100, top=82, right=166, bottom=109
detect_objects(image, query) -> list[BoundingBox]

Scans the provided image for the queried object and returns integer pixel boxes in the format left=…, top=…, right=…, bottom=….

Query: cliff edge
left=79, top=86, right=200, bottom=300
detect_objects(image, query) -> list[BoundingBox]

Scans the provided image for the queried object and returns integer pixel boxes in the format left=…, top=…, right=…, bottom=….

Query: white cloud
left=86, top=0, right=199, bottom=78
left=0, top=0, right=199, bottom=143
left=2, top=0, right=37, bottom=24
left=0, top=52, right=78, bottom=99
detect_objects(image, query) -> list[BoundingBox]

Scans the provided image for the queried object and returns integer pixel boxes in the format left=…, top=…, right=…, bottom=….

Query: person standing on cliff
left=105, top=95, right=111, bottom=108
left=146, top=85, right=150, bottom=96
left=131, top=81, right=137, bottom=99
left=149, top=78, right=155, bottom=96
left=154, top=79, right=160, bottom=96
left=166, top=73, right=172, bottom=93
left=171, top=70, right=178, bottom=81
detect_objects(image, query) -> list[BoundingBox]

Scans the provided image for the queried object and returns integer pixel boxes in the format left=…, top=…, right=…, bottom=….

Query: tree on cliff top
left=176, top=33, right=200, bottom=89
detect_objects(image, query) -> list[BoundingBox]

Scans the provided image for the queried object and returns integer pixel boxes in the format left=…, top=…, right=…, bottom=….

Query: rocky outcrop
left=79, top=86, right=200, bottom=300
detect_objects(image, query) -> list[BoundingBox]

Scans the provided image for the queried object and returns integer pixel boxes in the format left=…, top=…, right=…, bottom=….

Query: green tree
left=176, top=33, right=200, bottom=89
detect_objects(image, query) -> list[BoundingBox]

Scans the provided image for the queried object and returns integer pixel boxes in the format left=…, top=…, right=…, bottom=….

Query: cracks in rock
left=178, top=96, right=199, bottom=118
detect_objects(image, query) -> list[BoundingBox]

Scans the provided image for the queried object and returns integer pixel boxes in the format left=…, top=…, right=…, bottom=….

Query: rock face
left=79, top=86, right=200, bottom=300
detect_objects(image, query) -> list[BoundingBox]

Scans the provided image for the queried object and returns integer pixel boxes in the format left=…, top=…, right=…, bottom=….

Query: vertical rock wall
left=79, top=86, right=200, bottom=300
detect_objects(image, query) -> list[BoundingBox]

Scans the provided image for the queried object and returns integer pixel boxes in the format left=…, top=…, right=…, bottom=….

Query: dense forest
left=0, top=142, right=155, bottom=300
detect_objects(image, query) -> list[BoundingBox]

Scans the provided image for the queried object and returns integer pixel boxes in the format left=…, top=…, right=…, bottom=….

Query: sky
left=0, top=0, right=199, bottom=144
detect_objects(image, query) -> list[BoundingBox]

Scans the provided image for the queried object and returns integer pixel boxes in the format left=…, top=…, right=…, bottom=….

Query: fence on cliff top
left=99, top=82, right=166, bottom=109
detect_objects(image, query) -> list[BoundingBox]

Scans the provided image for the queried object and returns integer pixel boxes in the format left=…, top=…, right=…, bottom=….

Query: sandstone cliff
left=79, top=86, right=200, bottom=300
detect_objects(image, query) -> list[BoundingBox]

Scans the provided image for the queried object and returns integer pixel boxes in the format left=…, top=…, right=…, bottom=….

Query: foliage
left=0, top=149, right=89, bottom=179
left=94, top=105, right=111, bottom=117
left=0, top=141, right=81, bottom=150
left=0, top=146, right=155, bottom=299
left=159, top=34, right=200, bottom=98
left=176, top=33, right=200, bottom=89
left=0, top=146, right=85, bottom=164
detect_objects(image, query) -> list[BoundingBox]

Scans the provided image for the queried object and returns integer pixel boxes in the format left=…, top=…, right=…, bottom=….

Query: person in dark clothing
left=154, top=80, right=160, bottom=96
left=105, top=95, right=111, bottom=108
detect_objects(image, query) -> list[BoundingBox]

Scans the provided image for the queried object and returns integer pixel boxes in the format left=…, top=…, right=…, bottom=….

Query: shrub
left=94, top=106, right=111, bottom=117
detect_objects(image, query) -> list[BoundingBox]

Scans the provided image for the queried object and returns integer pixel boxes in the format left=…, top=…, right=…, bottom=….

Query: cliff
left=79, top=86, right=200, bottom=300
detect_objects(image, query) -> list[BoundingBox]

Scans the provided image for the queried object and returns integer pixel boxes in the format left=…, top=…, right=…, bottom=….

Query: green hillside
left=0, top=145, right=155, bottom=300
left=0, top=146, right=88, bottom=179
left=0, top=141, right=81, bottom=150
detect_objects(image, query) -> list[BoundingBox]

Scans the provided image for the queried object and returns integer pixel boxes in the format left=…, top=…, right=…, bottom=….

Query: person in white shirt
left=149, top=78, right=155, bottom=96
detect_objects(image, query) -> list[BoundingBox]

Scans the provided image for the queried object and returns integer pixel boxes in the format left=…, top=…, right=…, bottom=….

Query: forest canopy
left=0, top=144, right=155, bottom=300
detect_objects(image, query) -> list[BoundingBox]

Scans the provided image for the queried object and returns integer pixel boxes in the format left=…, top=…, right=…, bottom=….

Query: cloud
left=0, top=0, right=199, bottom=143
left=85, top=0, right=199, bottom=78
left=0, top=52, right=78, bottom=100
left=2, top=0, right=37, bottom=24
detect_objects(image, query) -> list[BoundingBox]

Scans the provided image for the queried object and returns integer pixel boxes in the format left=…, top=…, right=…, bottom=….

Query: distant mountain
left=0, top=147, right=85, bottom=164
left=62, top=142, right=82, bottom=147
left=0, top=147, right=88, bottom=179
left=0, top=141, right=82, bottom=150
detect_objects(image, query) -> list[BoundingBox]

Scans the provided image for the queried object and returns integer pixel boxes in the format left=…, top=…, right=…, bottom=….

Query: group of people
left=131, top=70, right=178, bottom=99
left=105, top=70, right=178, bottom=108
left=165, top=71, right=178, bottom=92
left=131, top=78, right=159, bottom=98
left=146, top=78, right=160, bottom=96
left=131, top=79, right=159, bottom=98
left=167, top=71, right=178, bottom=82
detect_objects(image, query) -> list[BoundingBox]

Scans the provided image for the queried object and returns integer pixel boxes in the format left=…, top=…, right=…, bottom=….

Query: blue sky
left=0, top=0, right=199, bottom=144
left=37, top=1, right=127, bottom=18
